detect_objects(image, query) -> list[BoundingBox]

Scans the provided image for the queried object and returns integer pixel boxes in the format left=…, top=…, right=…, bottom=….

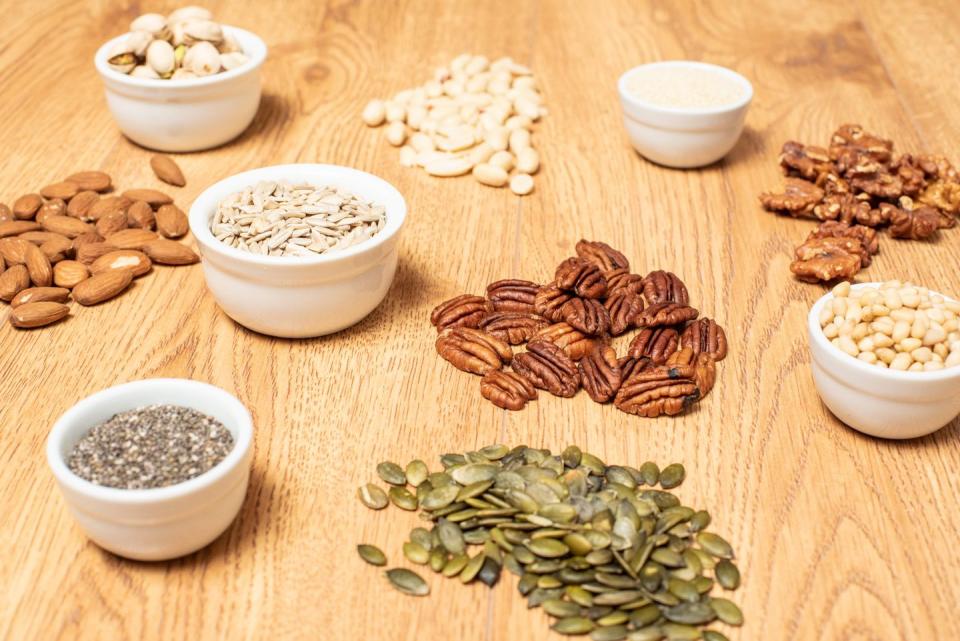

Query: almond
left=66, top=190, right=100, bottom=220
left=65, top=171, right=112, bottom=193
left=96, top=211, right=129, bottom=236
left=40, top=181, right=80, bottom=201
left=155, top=204, right=189, bottom=238
left=0, top=254, right=4, bottom=272
left=11, top=286, right=70, bottom=308
left=91, top=250, right=152, bottom=277
left=127, top=200, right=156, bottom=229
left=150, top=155, right=186, bottom=187
left=123, top=188, right=173, bottom=207
left=88, top=196, right=133, bottom=220
left=105, top=228, right=158, bottom=249
left=0, top=221, right=42, bottom=238
left=72, top=231, right=105, bottom=255
left=12, top=194, right=43, bottom=220
left=72, top=269, right=133, bottom=305
left=54, top=260, right=89, bottom=288
left=0, top=264, right=30, bottom=301
left=24, top=243, right=52, bottom=286
left=18, top=231, right=68, bottom=245
left=40, top=237, right=73, bottom=262
left=37, top=198, right=66, bottom=223
left=9, top=301, right=70, bottom=328
left=142, top=238, right=199, bottom=265
left=0, top=238, right=32, bottom=264
left=0, top=203, right=11, bottom=222
left=76, top=242, right=117, bottom=265
left=41, top=215, right=94, bottom=238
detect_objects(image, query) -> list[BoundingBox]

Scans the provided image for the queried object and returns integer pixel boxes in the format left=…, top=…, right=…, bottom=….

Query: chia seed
left=67, top=404, right=235, bottom=490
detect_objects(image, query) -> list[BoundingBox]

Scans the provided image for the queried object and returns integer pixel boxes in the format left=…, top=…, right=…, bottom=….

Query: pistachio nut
left=167, top=6, right=213, bottom=23
left=126, top=30, right=153, bottom=57
left=171, top=68, right=197, bottom=80
left=183, top=41, right=221, bottom=76
left=107, top=41, right=137, bottom=74
left=218, top=33, right=242, bottom=54
left=130, top=13, right=167, bottom=35
left=130, top=65, right=160, bottom=79
left=170, top=21, right=189, bottom=46
left=146, top=39, right=176, bottom=76
left=184, top=19, right=223, bottom=44
left=220, top=52, right=248, bottom=71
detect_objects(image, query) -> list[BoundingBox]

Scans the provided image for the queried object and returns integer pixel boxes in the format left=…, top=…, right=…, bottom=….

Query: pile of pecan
left=430, top=240, right=727, bottom=417
left=759, top=124, right=960, bottom=283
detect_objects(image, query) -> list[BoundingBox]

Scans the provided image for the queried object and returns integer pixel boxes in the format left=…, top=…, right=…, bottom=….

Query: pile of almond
left=0, top=165, right=198, bottom=329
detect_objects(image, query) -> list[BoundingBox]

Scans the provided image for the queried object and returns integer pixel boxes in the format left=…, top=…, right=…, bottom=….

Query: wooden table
left=2, top=1, right=958, bottom=639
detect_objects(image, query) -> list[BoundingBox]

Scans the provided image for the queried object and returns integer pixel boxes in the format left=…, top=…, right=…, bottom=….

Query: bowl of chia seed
left=46, top=378, right=253, bottom=561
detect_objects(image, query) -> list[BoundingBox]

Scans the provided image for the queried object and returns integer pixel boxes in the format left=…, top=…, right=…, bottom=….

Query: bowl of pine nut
left=808, top=280, right=960, bottom=439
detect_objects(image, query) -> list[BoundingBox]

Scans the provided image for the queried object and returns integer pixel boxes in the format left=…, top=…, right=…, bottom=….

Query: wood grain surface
left=1, top=1, right=958, bottom=640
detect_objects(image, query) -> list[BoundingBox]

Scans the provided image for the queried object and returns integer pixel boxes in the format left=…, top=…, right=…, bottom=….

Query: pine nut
left=508, top=128, right=531, bottom=153
left=516, top=148, right=540, bottom=174
left=386, top=121, right=407, bottom=146
left=472, top=164, right=509, bottom=187
left=838, top=335, right=859, bottom=357
left=425, top=157, right=473, bottom=177
left=911, top=347, right=933, bottom=363
left=890, top=353, right=912, bottom=370
left=489, top=151, right=514, bottom=171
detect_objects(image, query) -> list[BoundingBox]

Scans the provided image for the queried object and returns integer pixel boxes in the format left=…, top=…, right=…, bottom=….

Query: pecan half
left=512, top=340, right=580, bottom=398
left=628, top=327, right=680, bottom=364
left=605, top=268, right=644, bottom=297
left=614, top=362, right=701, bottom=418
left=806, top=221, right=878, bottom=266
left=555, top=257, right=607, bottom=299
left=759, top=177, right=824, bottom=218
left=666, top=346, right=696, bottom=366
left=636, top=302, right=699, bottom=328
left=889, top=205, right=940, bottom=240
left=780, top=141, right=835, bottom=181
left=680, top=318, right=728, bottom=361
left=561, top=297, right=610, bottom=336
left=479, top=311, right=549, bottom=345
left=579, top=344, right=622, bottom=403
left=790, top=237, right=862, bottom=283
left=618, top=355, right=655, bottom=382
left=534, top=322, right=597, bottom=361
left=487, top=278, right=539, bottom=313
left=534, top=284, right=574, bottom=322
left=575, top=239, right=629, bottom=272
left=693, top=353, right=717, bottom=398
left=480, top=370, right=537, bottom=410
left=642, top=270, right=689, bottom=305
left=436, top=327, right=512, bottom=375
left=431, top=294, right=492, bottom=331
left=605, top=291, right=644, bottom=336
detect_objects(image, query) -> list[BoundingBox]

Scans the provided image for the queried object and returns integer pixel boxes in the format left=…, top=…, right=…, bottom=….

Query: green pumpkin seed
left=697, top=533, right=734, bottom=559
left=692, top=576, right=714, bottom=594
left=527, top=538, right=570, bottom=558
left=376, top=461, right=406, bottom=486
left=688, top=510, right=711, bottom=533
left=579, top=452, right=606, bottom=475
left=640, top=564, right=662, bottom=592
left=667, top=578, right=700, bottom=603
left=429, top=548, right=447, bottom=572
left=702, top=631, right=729, bottom=641
left=403, top=541, right=429, bottom=565
left=528, top=587, right=564, bottom=607
left=405, top=459, right=428, bottom=487
left=543, top=599, right=582, bottom=618
left=564, top=532, right=593, bottom=556
left=629, top=626, right=665, bottom=641
left=503, top=552, right=523, bottom=576
left=460, top=552, right=485, bottom=583
left=385, top=568, right=429, bottom=596
left=440, top=453, right=466, bottom=468
left=540, top=502, right=578, bottom=523
left=651, top=548, right=685, bottom=568
left=479, top=444, right=509, bottom=460
left=477, top=556, right=502, bottom=587
left=357, top=543, right=386, bottom=566
left=388, top=486, right=418, bottom=510
left=358, top=483, right=388, bottom=509
left=663, top=602, right=716, bottom=625
left=552, top=617, right=595, bottom=635
left=436, top=520, right=465, bottom=555
left=567, top=585, right=594, bottom=607
left=595, top=572, right=637, bottom=589
left=513, top=545, right=536, bottom=564
left=606, top=466, right=637, bottom=488
left=538, top=575, right=563, bottom=589
left=661, top=622, right=701, bottom=640
left=409, top=527, right=433, bottom=550
left=562, top=445, right=582, bottom=468
left=450, top=463, right=499, bottom=485
left=584, top=531, right=612, bottom=550
left=709, top=598, right=743, bottom=625
left=596, top=611, right=629, bottom=626
left=594, top=590, right=644, bottom=606
left=591, top=624, right=628, bottom=641
left=659, top=464, right=685, bottom=489
left=420, top=484, right=460, bottom=511
left=630, top=604, right=662, bottom=628
left=715, top=560, right=740, bottom=589
left=638, top=461, right=660, bottom=486
left=463, top=528, right=490, bottom=544
left=518, top=572, right=539, bottom=595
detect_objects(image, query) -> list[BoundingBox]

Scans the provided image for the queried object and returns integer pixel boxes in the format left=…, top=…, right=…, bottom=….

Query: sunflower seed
left=376, top=461, right=406, bottom=485
left=357, top=544, right=386, bottom=566
left=385, top=568, right=429, bottom=596
left=358, top=483, right=388, bottom=509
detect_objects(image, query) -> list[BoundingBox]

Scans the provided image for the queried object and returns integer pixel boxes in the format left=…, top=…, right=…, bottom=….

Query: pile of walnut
left=0, top=166, right=198, bottom=330
left=760, top=124, right=960, bottom=283
left=430, top=240, right=727, bottom=416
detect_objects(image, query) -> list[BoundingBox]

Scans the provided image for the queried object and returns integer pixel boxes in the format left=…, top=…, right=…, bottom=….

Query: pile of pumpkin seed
left=357, top=445, right=743, bottom=641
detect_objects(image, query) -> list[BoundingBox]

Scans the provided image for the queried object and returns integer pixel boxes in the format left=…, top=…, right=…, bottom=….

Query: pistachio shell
left=146, top=39, right=175, bottom=75
left=218, top=32, right=242, bottom=54
left=220, top=52, right=248, bottom=71
left=170, top=22, right=189, bottom=46
left=130, top=65, right=160, bottom=79
left=171, top=68, right=196, bottom=80
left=168, top=6, right=213, bottom=23
left=184, top=19, right=223, bottom=43
left=130, top=13, right=168, bottom=35
left=183, top=41, right=221, bottom=76
left=126, top=30, right=154, bottom=57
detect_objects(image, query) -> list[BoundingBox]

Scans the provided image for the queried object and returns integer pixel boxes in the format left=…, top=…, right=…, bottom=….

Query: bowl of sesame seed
left=46, top=378, right=253, bottom=561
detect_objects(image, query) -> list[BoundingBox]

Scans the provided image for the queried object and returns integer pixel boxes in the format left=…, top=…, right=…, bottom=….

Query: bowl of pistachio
left=93, top=6, right=267, bottom=152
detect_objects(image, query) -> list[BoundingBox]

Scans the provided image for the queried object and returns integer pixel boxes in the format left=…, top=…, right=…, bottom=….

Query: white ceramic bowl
left=808, top=283, right=960, bottom=439
left=188, top=163, right=407, bottom=338
left=617, top=61, right=753, bottom=168
left=94, top=27, right=267, bottom=152
left=47, top=379, right=253, bottom=561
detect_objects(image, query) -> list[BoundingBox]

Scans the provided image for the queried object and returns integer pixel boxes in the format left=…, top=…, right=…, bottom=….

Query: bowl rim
left=93, top=25, right=267, bottom=88
left=617, top=60, right=754, bottom=116
left=808, top=281, right=960, bottom=382
left=187, top=163, right=407, bottom=267
left=46, top=378, right=253, bottom=504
